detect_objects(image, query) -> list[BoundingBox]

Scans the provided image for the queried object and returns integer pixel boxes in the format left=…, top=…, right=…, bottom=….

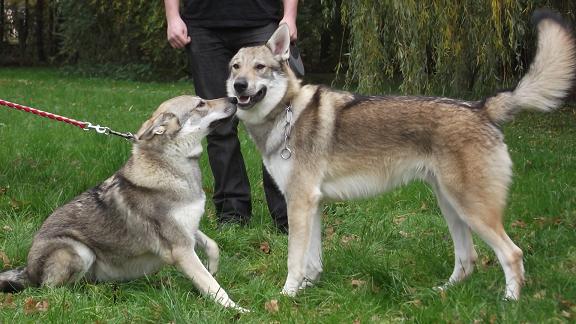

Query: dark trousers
left=186, top=22, right=288, bottom=232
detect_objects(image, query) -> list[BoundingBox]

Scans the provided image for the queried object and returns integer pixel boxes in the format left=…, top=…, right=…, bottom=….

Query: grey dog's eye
left=232, top=63, right=240, bottom=69
left=255, top=64, right=265, bottom=70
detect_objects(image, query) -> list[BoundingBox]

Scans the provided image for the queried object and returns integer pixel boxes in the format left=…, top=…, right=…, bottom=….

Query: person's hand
left=167, top=16, right=191, bottom=49
left=279, top=17, right=298, bottom=42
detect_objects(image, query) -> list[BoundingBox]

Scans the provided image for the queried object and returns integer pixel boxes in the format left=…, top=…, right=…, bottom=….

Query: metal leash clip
left=84, top=122, right=111, bottom=134
left=84, top=122, right=135, bottom=141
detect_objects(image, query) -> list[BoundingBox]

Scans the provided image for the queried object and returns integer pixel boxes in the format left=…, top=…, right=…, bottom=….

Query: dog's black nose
left=234, top=78, right=248, bottom=93
left=229, top=97, right=238, bottom=104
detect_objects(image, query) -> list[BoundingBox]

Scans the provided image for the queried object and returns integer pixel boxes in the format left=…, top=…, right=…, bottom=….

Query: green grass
left=0, top=67, right=575, bottom=323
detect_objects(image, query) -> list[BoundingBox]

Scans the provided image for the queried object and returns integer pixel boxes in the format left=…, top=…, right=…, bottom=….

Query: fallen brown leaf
left=24, top=298, right=50, bottom=314
left=559, top=299, right=575, bottom=309
left=533, top=217, right=547, bottom=226
left=341, top=234, right=359, bottom=244
left=489, top=314, right=497, bottom=324
left=325, top=225, right=335, bottom=240
left=511, top=220, right=527, bottom=228
left=202, top=186, right=213, bottom=194
left=23, top=298, right=36, bottom=314
left=1, top=294, right=16, bottom=309
left=264, top=299, right=279, bottom=313
left=393, top=215, right=406, bottom=225
left=406, top=299, right=422, bottom=307
left=559, top=299, right=576, bottom=317
left=35, top=300, right=49, bottom=312
left=259, top=241, right=271, bottom=254
left=9, top=197, right=31, bottom=210
left=0, top=251, right=11, bottom=268
left=480, top=256, right=493, bottom=268
left=533, top=290, right=546, bottom=299
left=351, top=279, right=366, bottom=288
left=353, top=319, right=360, bottom=324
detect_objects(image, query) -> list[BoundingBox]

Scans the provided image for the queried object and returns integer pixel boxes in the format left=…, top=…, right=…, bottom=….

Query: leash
left=0, top=99, right=135, bottom=141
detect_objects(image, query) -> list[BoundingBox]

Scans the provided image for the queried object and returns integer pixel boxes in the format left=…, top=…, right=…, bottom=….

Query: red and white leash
left=0, top=99, right=134, bottom=141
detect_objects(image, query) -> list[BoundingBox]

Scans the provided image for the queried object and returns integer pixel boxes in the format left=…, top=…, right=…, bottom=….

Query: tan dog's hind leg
left=435, top=146, right=524, bottom=300
left=172, top=247, right=248, bottom=312
left=430, top=179, right=478, bottom=288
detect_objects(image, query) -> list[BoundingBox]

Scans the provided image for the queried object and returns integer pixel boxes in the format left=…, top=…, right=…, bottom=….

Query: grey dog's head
left=227, top=24, right=296, bottom=124
left=135, top=96, right=237, bottom=148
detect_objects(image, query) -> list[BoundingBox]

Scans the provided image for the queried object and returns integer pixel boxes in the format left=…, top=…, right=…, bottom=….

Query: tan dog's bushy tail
left=485, top=9, right=576, bottom=125
left=0, top=267, right=32, bottom=293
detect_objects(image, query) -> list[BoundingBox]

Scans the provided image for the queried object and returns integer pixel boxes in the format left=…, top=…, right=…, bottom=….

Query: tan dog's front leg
left=299, top=208, right=323, bottom=289
left=281, top=185, right=322, bottom=296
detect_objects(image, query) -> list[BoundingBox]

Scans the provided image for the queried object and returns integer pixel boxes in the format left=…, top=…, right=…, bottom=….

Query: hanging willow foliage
left=335, top=0, right=576, bottom=97
left=57, top=0, right=185, bottom=79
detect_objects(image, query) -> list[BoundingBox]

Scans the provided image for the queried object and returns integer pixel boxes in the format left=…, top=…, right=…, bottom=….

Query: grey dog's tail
left=484, top=9, right=576, bottom=125
left=0, top=267, right=32, bottom=293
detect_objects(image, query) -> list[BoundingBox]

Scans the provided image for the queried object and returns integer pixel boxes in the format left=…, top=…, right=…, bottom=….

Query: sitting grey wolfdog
left=0, top=95, right=248, bottom=312
left=226, top=9, right=575, bottom=300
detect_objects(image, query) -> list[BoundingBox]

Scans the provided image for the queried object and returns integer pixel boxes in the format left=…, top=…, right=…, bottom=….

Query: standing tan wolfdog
left=227, top=9, right=576, bottom=300
left=0, top=96, right=248, bottom=312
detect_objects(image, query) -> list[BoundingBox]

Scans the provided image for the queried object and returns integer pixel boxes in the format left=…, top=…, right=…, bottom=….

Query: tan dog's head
left=227, top=24, right=296, bottom=124
left=135, top=95, right=236, bottom=151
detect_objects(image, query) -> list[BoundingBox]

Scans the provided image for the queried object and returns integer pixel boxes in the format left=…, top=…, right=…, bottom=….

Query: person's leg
left=263, top=165, right=288, bottom=233
left=225, top=23, right=290, bottom=232
left=187, top=26, right=251, bottom=224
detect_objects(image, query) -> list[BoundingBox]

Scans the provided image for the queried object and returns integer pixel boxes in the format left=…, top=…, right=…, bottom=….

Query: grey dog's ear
left=136, top=113, right=179, bottom=141
left=266, top=23, right=290, bottom=61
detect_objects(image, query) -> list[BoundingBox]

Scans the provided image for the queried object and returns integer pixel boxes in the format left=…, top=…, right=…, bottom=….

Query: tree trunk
left=1, top=0, right=4, bottom=45
left=46, top=0, right=57, bottom=58
left=36, top=0, right=45, bottom=61
left=18, top=0, right=30, bottom=59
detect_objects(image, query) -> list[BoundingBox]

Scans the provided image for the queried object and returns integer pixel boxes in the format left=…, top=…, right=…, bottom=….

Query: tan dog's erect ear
left=266, top=23, right=291, bottom=61
left=136, top=113, right=178, bottom=141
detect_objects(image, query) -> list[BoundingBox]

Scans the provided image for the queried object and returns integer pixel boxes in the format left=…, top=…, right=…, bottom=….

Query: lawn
left=0, top=67, right=575, bottom=323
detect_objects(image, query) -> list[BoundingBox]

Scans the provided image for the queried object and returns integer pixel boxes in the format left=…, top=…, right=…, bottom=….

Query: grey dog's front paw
left=280, top=285, right=298, bottom=297
left=299, top=278, right=316, bottom=290
left=235, top=306, right=250, bottom=313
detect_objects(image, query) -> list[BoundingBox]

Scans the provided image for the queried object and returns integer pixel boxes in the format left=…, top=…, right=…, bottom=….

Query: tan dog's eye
left=232, top=63, right=240, bottom=70
left=255, top=64, right=265, bottom=70
left=197, top=100, right=206, bottom=108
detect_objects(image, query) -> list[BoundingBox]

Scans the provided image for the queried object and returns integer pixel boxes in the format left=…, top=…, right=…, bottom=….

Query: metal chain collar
left=280, top=103, right=293, bottom=160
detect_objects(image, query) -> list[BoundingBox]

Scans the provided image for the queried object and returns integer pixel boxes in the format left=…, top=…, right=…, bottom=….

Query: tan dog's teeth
left=238, top=96, right=251, bottom=104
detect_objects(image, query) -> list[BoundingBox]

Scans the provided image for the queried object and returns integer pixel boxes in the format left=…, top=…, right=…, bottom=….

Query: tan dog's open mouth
left=237, top=87, right=267, bottom=110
